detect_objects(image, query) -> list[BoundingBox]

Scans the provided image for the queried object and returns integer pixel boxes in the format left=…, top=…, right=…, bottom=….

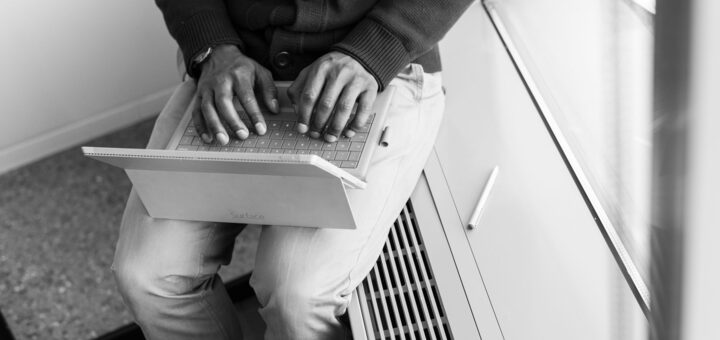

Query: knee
left=254, top=280, right=317, bottom=323
left=252, top=271, right=348, bottom=319
left=113, top=258, right=210, bottom=303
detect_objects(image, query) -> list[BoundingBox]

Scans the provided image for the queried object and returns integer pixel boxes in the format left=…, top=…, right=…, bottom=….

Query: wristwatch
left=190, top=46, right=214, bottom=76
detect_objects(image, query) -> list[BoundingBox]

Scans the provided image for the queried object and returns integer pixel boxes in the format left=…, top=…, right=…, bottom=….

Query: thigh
left=252, top=65, right=445, bottom=302
left=113, top=190, right=245, bottom=282
left=113, top=81, right=244, bottom=280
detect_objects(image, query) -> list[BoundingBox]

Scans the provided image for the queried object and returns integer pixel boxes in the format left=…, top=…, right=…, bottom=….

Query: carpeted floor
left=0, top=118, right=260, bottom=339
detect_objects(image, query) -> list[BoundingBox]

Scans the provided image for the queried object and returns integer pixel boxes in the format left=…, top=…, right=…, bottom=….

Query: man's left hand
left=288, top=52, right=379, bottom=142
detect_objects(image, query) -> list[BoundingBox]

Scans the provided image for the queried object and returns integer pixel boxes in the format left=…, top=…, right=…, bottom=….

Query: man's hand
left=288, top=52, right=378, bottom=142
left=193, top=45, right=279, bottom=145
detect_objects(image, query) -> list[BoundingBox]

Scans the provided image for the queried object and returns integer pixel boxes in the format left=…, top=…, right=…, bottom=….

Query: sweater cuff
left=173, top=10, right=245, bottom=78
left=331, top=19, right=411, bottom=91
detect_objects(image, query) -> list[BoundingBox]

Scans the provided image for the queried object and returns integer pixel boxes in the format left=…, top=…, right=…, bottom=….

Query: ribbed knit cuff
left=172, top=10, right=245, bottom=78
left=331, top=19, right=411, bottom=91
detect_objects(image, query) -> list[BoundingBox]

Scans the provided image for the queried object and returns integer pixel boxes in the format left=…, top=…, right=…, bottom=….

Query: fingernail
left=255, top=122, right=267, bottom=135
left=297, top=123, right=308, bottom=134
left=201, top=133, right=213, bottom=143
left=344, top=130, right=356, bottom=138
left=235, top=129, right=249, bottom=140
left=215, top=132, right=229, bottom=145
left=309, top=131, right=321, bottom=139
left=271, top=99, right=279, bottom=113
left=325, top=134, right=338, bottom=143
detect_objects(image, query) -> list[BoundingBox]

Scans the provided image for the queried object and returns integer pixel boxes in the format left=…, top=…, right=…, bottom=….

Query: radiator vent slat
left=366, top=266, right=389, bottom=340
left=389, top=222, right=424, bottom=340
left=385, top=233, right=418, bottom=340
left=372, top=264, right=397, bottom=340
left=359, top=201, right=452, bottom=340
left=399, top=206, right=438, bottom=340
left=379, top=250, right=406, bottom=340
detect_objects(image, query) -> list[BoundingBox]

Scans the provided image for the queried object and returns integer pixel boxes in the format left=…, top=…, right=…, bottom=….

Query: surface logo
left=229, top=211, right=265, bottom=220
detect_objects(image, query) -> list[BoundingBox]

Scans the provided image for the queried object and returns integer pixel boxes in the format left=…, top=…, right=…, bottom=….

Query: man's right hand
left=193, top=44, right=279, bottom=145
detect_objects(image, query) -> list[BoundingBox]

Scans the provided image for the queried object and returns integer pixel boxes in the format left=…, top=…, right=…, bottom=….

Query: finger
left=214, top=82, right=249, bottom=140
left=312, top=74, right=349, bottom=141
left=191, top=96, right=212, bottom=143
left=256, top=69, right=279, bottom=114
left=288, top=68, right=308, bottom=133
left=298, top=65, right=328, bottom=138
left=346, top=90, right=377, bottom=137
left=324, top=82, right=362, bottom=142
left=201, top=91, right=230, bottom=145
left=234, top=80, right=267, bottom=136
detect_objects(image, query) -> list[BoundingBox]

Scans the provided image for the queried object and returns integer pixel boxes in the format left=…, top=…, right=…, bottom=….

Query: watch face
left=194, top=47, right=213, bottom=64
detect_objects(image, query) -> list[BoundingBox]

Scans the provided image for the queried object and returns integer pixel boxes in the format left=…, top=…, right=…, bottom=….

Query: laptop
left=82, top=81, right=395, bottom=229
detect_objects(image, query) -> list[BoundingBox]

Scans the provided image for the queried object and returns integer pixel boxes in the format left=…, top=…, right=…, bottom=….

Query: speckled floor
left=0, top=118, right=260, bottom=340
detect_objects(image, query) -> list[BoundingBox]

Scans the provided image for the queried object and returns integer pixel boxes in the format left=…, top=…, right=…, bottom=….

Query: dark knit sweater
left=155, top=0, right=473, bottom=90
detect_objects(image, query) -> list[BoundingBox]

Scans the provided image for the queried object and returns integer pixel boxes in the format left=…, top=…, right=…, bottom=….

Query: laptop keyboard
left=175, top=114, right=375, bottom=169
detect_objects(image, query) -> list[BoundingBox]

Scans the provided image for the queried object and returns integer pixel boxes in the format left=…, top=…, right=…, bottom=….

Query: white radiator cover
left=352, top=201, right=453, bottom=340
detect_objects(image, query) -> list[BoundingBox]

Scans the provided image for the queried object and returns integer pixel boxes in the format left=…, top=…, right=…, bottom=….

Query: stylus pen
left=467, top=166, right=500, bottom=229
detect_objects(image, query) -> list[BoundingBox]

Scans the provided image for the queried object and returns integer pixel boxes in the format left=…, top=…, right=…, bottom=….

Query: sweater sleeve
left=331, top=0, right=474, bottom=90
left=155, top=0, right=245, bottom=78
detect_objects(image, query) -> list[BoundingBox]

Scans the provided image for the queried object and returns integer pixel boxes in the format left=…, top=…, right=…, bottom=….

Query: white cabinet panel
left=430, top=4, right=644, bottom=339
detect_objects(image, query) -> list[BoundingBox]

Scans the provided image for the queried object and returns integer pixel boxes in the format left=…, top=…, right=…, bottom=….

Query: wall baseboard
left=0, top=86, right=177, bottom=175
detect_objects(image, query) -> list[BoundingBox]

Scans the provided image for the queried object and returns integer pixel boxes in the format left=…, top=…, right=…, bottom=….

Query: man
left=112, top=0, right=472, bottom=339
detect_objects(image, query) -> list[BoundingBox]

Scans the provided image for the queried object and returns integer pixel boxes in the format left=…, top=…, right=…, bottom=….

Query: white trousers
left=112, top=64, right=445, bottom=340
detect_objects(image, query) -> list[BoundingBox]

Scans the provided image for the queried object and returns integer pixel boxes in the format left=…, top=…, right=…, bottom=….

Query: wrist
left=193, top=44, right=243, bottom=76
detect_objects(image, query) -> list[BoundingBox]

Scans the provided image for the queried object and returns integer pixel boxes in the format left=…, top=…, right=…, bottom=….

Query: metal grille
left=356, top=201, right=452, bottom=340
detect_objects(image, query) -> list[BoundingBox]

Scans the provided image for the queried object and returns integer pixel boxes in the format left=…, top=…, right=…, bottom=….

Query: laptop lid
left=82, top=147, right=363, bottom=228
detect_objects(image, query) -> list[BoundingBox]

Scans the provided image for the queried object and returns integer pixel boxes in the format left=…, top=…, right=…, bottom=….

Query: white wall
left=0, top=1, right=180, bottom=173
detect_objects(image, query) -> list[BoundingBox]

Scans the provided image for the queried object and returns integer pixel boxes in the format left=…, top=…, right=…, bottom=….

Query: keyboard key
left=283, top=130, right=298, bottom=139
left=309, top=150, right=323, bottom=156
left=245, top=148, right=258, bottom=153
left=185, top=126, right=197, bottom=136
left=335, top=141, right=350, bottom=150
left=191, top=137, right=204, bottom=146
left=282, top=140, right=297, bottom=149
left=348, top=152, right=361, bottom=161
left=282, top=121, right=294, bottom=129
left=322, top=142, right=336, bottom=150
left=351, top=133, right=368, bottom=142
left=297, top=150, right=309, bottom=155
left=349, top=142, right=365, bottom=152
left=296, top=141, right=310, bottom=149
left=269, top=140, right=283, bottom=148
left=271, top=131, right=284, bottom=139
left=256, top=139, right=270, bottom=148
left=177, top=145, right=197, bottom=151
left=220, top=147, right=232, bottom=152
left=271, top=148, right=283, bottom=154
left=329, top=160, right=343, bottom=167
left=284, top=149, right=297, bottom=154
left=197, top=146, right=210, bottom=151
left=308, top=141, right=323, bottom=150
left=209, top=146, right=222, bottom=151
left=341, top=161, right=359, bottom=168
left=334, top=151, right=350, bottom=161
left=229, top=139, right=243, bottom=147
left=322, top=151, right=336, bottom=159
left=242, top=139, right=257, bottom=147
left=268, top=121, right=281, bottom=129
